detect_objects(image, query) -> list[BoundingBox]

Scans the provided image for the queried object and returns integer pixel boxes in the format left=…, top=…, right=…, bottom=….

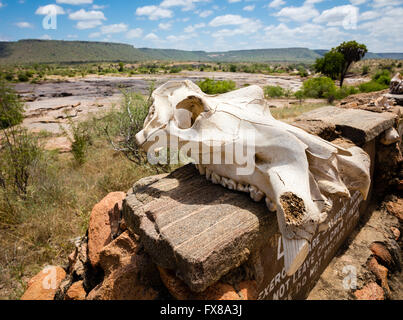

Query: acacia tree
left=314, top=50, right=344, bottom=81
left=337, top=41, right=368, bottom=87
left=314, top=41, right=368, bottom=87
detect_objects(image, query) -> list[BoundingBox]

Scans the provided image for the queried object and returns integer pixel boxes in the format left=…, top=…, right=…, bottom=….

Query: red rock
left=354, top=283, right=385, bottom=300
left=158, top=267, right=255, bottom=300
left=386, top=199, right=403, bottom=222
left=367, top=257, right=390, bottom=296
left=65, top=281, right=86, bottom=300
left=88, top=192, right=126, bottom=267
left=370, top=242, right=393, bottom=269
left=238, top=281, right=258, bottom=300
left=391, top=227, right=400, bottom=241
left=21, top=266, right=66, bottom=300
left=87, top=231, right=159, bottom=300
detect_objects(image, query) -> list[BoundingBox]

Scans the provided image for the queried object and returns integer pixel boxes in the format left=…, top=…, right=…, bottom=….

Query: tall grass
left=0, top=86, right=164, bottom=299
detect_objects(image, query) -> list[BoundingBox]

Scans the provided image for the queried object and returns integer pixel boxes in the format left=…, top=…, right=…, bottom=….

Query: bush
left=62, top=118, right=92, bottom=166
left=169, top=67, right=181, bottom=74
left=264, top=85, right=285, bottom=98
left=197, top=78, right=236, bottom=94
left=298, top=67, right=308, bottom=77
left=17, top=73, right=29, bottom=82
left=0, top=81, right=25, bottom=129
left=358, top=69, right=391, bottom=93
left=335, top=86, right=360, bottom=100
left=372, top=69, right=391, bottom=86
left=359, top=81, right=388, bottom=93
left=301, top=77, right=337, bottom=99
left=362, top=65, right=370, bottom=75
left=0, top=126, right=43, bottom=199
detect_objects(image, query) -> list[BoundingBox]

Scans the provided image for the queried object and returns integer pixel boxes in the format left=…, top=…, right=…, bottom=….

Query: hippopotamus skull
left=135, top=80, right=371, bottom=275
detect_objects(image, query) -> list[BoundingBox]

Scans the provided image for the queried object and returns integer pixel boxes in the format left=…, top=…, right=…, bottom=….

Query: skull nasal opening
left=174, top=96, right=205, bottom=129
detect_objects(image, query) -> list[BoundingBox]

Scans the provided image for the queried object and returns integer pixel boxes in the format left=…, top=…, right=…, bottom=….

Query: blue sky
left=0, top=0, right=402, bottom=52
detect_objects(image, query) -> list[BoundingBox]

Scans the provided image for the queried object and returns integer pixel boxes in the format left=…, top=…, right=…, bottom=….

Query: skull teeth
left=249, top=185, right=264, bottom=202
left=221, top=177, right=236, bottom=190
left=237, top=183, right=249, bottom=193
left=200, top=167, right=275, bottom=211
left=265, top=197, right=277, bottom=212
left=211, top=172, right=221, bottom=184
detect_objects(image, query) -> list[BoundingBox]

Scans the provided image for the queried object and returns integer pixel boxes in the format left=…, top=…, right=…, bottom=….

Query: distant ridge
left=313, top=49, right=403, bottom=60
left=0, top=40, right=402, bottom=64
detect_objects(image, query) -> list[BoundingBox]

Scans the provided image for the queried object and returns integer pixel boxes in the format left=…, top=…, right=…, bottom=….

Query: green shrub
left=362, top=65, right=370, bottom=75
left=169, top=67, right=181, bottom=74
left=63, top=118, right=92, bottom=166
left=229, top=64, right=237, bottom=73
left=359, top=81, right=388, bottom=93
left=197, top=78, right=236, bottom=94
left=17, top=73, right=29, bottom=82
left=294, top=90, right=305, bottom=103
left=0, top=81, right=25, bottom=129
left=301, top=77, right=337, bottom=99
left=358, top=69, right=391, bottom=93
left=264, top=86, right=285, bottom=98
left=0, top=126, right=43, bottom=199
left=335, top=86, right=360, bottom=100
left=298, top=67, right=308, bottom=77
left=373, top=69, right=391, bottom=85
left=118, top=62, right=124, bottom=72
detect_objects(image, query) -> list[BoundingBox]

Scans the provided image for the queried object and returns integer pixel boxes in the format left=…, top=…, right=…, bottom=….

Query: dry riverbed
left=14, top=71, right=304, bottom=134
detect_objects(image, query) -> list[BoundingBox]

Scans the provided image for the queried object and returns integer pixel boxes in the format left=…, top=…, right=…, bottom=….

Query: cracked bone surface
left=135, top=80, right=371, bottom=275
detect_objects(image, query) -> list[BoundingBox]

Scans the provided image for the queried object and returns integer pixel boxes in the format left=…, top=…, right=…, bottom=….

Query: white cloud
left=41, top=34, right=52, bottom=40
left=136, top=5, right=173, bottom=20
left=228, top=0, right=241, bottom=2
left=199, top=10, right=213, bottom=18
left=75, top=20, right=102, bottom=29
left=126, top=28, right=143, bottom=39
left=209, top=15, right=262, bottom=38
left=275, top=3, right=320, bottom=22
left=263, top=23, right=348, bottom=48
left=210, top=14, right=251, bottom=27
left=184, top=23, right=205, bottom=33
left=268, top=0, right=285, bottom=8
left=56, top=0, right=93, bottom=4
left=359, top=10, right=380, bottom=21
left=35, top=4, right=65, bottom=15
left=159, top=22, right=172, bottom=30
left=372, top=0, right=403, bottom=8
left=15, top=22, right=33, bottom=28
left=357, top=7, right=403, bottom=50
left=160, top=0, right=208, bottom=11
left=69, top=9, right=106, bottom=21
left=100, top=23, right=128, bottom=34
left=167, top=33, right=195, bottom=42
left=313, top=5, right=359, bottom=29
left=243, top=5, right=255, bottom=11
left=349, top=0, right=367, bottom=4
left=144, top=33, right=159, bottom=41
left=92, top=4, right=106, bottom=10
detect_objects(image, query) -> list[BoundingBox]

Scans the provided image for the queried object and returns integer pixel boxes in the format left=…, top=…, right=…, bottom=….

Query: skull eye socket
left=174, top=96, right=206, bottom=129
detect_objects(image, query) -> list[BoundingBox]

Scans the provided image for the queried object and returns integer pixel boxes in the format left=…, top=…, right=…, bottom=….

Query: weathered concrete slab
left=123, top=165, right=277, bottom=293
left=294, top=106, right=398, bottom=145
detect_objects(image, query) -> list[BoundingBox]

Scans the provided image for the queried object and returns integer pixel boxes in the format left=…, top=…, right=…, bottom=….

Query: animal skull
left=135, top=80, right=371, bottom=275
